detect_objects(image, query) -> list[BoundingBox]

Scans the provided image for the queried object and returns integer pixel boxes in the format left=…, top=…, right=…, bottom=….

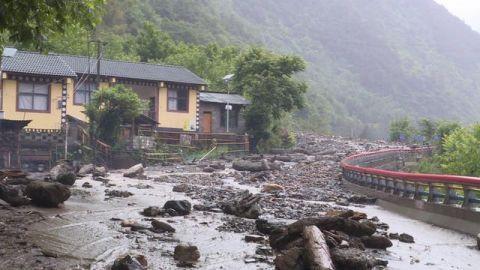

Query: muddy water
left=28, top=172, right=271, bottom=269
left=349, top=204, right=479, bottom=270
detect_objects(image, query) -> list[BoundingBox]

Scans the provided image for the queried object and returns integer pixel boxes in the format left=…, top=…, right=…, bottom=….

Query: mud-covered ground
left=1, top=134, right=478, bottom=269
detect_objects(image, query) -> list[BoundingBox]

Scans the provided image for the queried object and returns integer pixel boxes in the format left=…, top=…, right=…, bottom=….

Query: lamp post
left=223, top=74, right=234, bottom=133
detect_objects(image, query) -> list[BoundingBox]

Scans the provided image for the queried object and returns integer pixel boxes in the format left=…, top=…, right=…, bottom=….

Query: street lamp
left=223, top=74, right=234, bottom=133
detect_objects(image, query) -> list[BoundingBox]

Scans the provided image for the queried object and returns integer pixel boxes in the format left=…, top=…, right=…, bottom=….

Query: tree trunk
left=303, top=226, right=335, bottom=270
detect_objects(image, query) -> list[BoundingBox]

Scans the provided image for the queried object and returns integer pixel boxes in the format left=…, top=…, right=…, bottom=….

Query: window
left=220, top=106, right=238, bottom=128
left=18, top=82, right=49, bottom=112
left=74, top=82, right=97, bottom=105
left=167, top=88, right=188, bottom=112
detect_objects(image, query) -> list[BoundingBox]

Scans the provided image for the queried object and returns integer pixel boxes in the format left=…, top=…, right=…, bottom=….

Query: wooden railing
left=77, top=127, right=112, bottom=162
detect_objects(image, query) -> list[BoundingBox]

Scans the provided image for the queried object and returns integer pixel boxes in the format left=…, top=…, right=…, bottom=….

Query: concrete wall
left=2, top=79, right=66, bottom=129
left=199, top=101, right=246, bottom=134
left=158, top=86, right=198, bottom=131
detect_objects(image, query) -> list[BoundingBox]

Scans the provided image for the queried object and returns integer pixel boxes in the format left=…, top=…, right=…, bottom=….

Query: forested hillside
left=29, top=0, right=480, bottom=138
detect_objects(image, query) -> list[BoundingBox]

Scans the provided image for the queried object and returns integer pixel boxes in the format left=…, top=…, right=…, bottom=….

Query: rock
left=26, top=181, right=70, bottom=207
left=93, top=166, right=107, bottom=177
left=123, top=164, right=144, bottom=178
left=203, top=166, right=215, bottom=173
left=78, top=164, right=94, bottom=175
left=222, top=191, right=262, bottom=219
left=174, top=243, right=200, bottom=263
left=388, top=233, right=399, bottom=240
left=261, top=183, right=285, bottom=193
left=274, top=247, right=305, bottom=270
left=50, top=160, right=76, bottom=186
left=232, top=159, right=270, bottom=172
left=477, top=233, right=480, bottom=250
left=347, top=195, right=377, bottom=205
left=82, top=182, right=93, bottom=188
left=360, top=235, right=393, bottom=249
left=256, top=219, right=286, bottom=235
left=0, top=183, right=30, bottom=206
left=399, top=233, right=415, bottom=243
left=245, top=234, right=265, bottom=243
left=210, top=162, right=226, bottom=170
left=142, top=206, right=164, bottom=217
left=151, top=219, right=176, bottom=233
left=172, top=184, right=189, bottom=193
left=105, top=190, right=133, bottom=198
left=111, top=254, right=147, bottom=270
left=163, top=200, right=192, bottom=216
left=330, top=248, right=382, bottom=270
left=121, top=219, right=139, bottom=227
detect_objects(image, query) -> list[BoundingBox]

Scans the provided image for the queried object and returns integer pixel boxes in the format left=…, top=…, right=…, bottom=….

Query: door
left=203, top=112, right=212, bottom=133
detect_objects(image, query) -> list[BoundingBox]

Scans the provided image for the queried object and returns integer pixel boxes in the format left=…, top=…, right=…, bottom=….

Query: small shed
left=199, top=92, right=250, bottom=134
left=0, top=119, right=31, bottom=169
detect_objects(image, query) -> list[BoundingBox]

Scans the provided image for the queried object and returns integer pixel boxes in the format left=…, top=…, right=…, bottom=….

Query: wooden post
left=303, top=226, right=335, bottom=270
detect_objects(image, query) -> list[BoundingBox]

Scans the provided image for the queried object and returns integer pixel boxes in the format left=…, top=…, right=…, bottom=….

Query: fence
left=153, top=131, right=250, bottom=153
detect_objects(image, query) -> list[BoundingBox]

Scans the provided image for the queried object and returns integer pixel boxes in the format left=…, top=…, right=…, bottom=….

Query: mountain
left=100, top=0, right=480, bottom=137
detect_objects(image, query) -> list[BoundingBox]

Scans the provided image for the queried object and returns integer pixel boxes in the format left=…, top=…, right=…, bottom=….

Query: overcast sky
left=434, top=0, right=480, bottom=32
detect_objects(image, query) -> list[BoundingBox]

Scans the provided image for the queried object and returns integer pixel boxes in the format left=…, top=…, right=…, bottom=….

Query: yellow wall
left=68, top=81, right=110, bottom=123
left=2, top=79, right=64, bottom=129
left=157, top=87, right=198, bottom=130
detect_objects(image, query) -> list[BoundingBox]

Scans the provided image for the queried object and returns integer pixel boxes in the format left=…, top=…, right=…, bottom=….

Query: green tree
left=85, top=85, right=146, bottom=145
left=232, top=47, right=307, bottom=150
left=435, top=120, right=461, bottom=149
left=0, top=0, right=105, bottom=52
left=439, top=124, right=480, bottom=176
left=389, top=117, right=416, bottom=142
left=417, top=118, right=437, bottom=143
left=136, top=22, right=178, bottom=62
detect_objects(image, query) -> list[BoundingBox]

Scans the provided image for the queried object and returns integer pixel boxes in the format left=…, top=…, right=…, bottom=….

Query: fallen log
left=288, top=217, right=376, bottom=237
left=303, top=226, right=335, bottom=270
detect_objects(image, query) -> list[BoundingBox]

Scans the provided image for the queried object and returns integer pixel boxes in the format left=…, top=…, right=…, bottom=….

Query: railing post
left=462, top=186, right=473, bottom=209
left=414, top=183, right=424, bottom=200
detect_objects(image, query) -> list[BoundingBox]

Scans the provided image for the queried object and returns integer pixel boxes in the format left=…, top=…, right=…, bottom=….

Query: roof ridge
left=54, top=52, right=187, bottom=69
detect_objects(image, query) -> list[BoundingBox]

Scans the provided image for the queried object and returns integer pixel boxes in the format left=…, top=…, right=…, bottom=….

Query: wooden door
left=203, top=112, right=212, bottom=133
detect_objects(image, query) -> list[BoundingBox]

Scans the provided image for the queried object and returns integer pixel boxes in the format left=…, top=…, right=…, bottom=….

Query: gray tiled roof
left=1, top=51, right=76, bottom=77
left=200, top=92, right=250, bottom=105
left=59, top=55, right=206, bottom=85
left=1, top=48, right=207, bottom=85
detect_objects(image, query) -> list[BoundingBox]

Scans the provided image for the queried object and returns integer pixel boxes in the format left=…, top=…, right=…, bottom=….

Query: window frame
left=167, top=88, right=189, bottom=113
left=16, top=81, right=51, bottom=113
left=74, top=81, right=97, bottom=105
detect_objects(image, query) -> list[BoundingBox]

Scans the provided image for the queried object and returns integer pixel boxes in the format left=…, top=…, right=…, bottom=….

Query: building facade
left=0, top=49, right=206, bottom=131
left=199, top=92, right=249, bottom=134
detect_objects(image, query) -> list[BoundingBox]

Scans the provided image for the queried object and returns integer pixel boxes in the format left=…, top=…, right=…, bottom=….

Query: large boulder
left=26, top=181, right=70, bottom=207
left=360, top=235, right=392, bottom=249
left=0, top=183, right=30, bottom=206
left=163, top=200, right=192, bottom=216
left=123, top=164, right=144, bottom=178
left=50, top=160, right=76, bottom=186
left=78, top=164, right=95, bottom=175
left=151, top=219, right=176, bottom=233
left=174, top=243, right=200, bottom=264
left=232, top=159, right=270, bottom=172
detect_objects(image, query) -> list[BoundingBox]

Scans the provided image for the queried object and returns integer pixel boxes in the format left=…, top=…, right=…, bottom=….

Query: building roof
left=0, top=119, right=31, bottom=131
left=59, top=54, right=206, bottom=85
left=199, top=92, right=250, bottom=105
left=1, top=51, right=76, bottom=77
left=1, top=48, right=207, bottom=85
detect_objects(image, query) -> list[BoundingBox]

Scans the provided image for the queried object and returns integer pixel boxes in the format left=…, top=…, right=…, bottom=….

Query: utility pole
left=223, top=74, right=234, bottom=133
left=92, top=39, right=103, bottom=168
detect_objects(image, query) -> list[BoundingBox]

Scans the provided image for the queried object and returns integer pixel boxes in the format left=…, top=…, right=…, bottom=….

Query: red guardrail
left=341, top=147, right=480, bottom=209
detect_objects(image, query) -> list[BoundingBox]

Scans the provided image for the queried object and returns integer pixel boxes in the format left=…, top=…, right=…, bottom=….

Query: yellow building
left=0, top=49, right=207, bottom=131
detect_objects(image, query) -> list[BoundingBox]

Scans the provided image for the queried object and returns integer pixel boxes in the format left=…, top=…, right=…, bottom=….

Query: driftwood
left=303, top=226, right=335, bottom=270
left=222, top=191, right=262, bottom=219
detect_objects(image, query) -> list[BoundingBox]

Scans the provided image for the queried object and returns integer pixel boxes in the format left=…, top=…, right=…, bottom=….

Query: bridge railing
left=341, top=147, right=480, bottom=210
